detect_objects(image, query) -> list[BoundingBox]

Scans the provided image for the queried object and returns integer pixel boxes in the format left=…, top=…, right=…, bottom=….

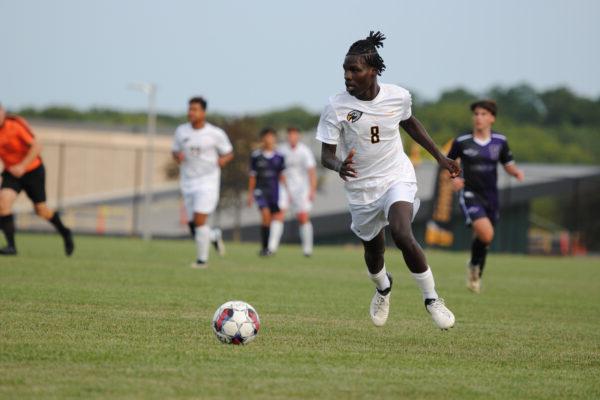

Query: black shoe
left=63, top=229, right=74, bottom=256
left=259, top=249, right=272, bottom=257
left=377, top=272, right=393, bottom=296
left=0, top=246, right=17, bottom=256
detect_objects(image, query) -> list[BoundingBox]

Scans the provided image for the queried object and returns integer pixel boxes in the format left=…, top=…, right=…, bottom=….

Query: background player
left=447, top=100, right=524, bottom=293
left=247, top=128, right=286, bottom=256
left=317, top=32, right=460, bottom=329
left=172, top=97, right=233, bottom=269
left=0, top=104, right=74, bottom=256
left=278, top=127, right=317, bottom=257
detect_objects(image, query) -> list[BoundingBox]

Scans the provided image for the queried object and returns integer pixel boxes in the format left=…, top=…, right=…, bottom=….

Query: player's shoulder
left=455, top=132, right=473, bottom=143
left=205, top=122, right=226, bottom=135
left=251, top=149, right=262, bottom=158
left=175, top=122, right=192, bottom=135
left=327, top=90, right=354, bottom=110
left=298, top=142, right=311, bottom=152
left=5, top=115, right=33, bottom=133
left=491, top=131, right=508, bottom=142
left=381, top=83, right=411, bottom=99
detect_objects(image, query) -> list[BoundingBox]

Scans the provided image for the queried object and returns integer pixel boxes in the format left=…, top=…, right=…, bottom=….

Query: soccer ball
left=211, top=301, right=260, bottom=345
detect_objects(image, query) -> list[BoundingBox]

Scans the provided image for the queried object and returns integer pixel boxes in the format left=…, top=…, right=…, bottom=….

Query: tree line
left=17, top=84, right=600, bottom=165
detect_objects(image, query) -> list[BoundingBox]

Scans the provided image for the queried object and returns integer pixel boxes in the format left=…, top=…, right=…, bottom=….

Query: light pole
left=128, top=82, right=157, bottom=241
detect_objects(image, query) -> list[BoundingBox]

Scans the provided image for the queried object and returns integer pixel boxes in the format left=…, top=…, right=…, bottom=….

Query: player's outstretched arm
left=400, top=116, right=461, bottom=178
left=218, top=152, right=234, bottom=168
left=247, top=175, right=256, bottom=207
left=308, top=167, right=317, bottom=201
left=504, top=163, right=524, bottom=181
left=320, top=143, right=357, bottom=181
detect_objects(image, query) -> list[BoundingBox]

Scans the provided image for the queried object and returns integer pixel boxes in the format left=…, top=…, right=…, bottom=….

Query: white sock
left=411, top=267, right=439, bottom=300
left=369, top=265, right=391, bottom=292
left=268, top=220, right=284, bottom=252
left=299, top=222, right=313, bottom=255
left=208, top=228, right=219, bottom=242
left=195, top=225, right=210, bottom=263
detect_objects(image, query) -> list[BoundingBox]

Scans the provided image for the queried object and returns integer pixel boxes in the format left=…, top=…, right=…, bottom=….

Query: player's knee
left=297, top=213, right=309, bottom=224
left=390, top=226, right=415, bottom=250
left=479, top=231, right=494, bottom=244
left=363, top=237, right=385, bottom=257
left=0, top=201, right=10, bottom=214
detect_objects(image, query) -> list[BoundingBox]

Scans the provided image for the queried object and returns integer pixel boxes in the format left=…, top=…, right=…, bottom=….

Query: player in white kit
left=278, top=127, right=317, bottom=256
left=317, top=32, right=461, bottom=329
left=172, top=97, right=234, bottom=269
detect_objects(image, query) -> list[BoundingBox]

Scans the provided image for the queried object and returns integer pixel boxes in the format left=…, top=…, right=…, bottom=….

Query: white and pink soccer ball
left=212, top=301, right=260, bottom=345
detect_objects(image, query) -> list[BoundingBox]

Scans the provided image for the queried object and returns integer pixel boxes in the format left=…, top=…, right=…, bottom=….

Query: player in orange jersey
left=0, top=104, right=74, bottom=256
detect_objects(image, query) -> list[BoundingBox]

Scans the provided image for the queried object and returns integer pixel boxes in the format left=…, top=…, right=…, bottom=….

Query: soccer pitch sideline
left=1, top=234, right=598, bottom=399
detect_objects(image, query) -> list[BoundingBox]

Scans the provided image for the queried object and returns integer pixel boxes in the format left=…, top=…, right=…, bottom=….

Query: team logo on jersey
left=463, top=148, right=479, bottom=157
left=346, top=110, right=363, bottom=123
left=489, top=144, right=501, bottom=160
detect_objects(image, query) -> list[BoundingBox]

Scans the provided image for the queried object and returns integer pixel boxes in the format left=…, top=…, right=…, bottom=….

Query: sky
left=1, top=0, right=599, bottom=114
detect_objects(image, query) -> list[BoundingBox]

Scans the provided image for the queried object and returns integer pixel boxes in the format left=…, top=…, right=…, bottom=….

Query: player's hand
left=174, top=152, right=185, bottom=164
left=451, top=177, right=465, bottom=192
left=246, top=193, right=254, bottom=207
left=514, top=169, right=525, bottom=182
left=8, top=164, right=26, bottom=178
left=438, top=156, right=461, bottom=179
left=338, top=149, right=357, bottom=181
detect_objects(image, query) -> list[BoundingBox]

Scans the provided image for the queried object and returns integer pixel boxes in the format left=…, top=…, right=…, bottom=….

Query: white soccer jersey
left=278, top=142, right=316, bottom=193
left=172, top=122, right=233, bottom=193
left=316, top=83, right=416, bottom=205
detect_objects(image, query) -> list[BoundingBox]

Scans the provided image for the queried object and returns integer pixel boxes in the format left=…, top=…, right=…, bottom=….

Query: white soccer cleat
left=425, top=298, right=455, bottom=330
left=211, top=228, right=226, bottom=256
left=370, top=273, right=393, bottom=327
left=466, top=263, right=481, bottom=294
left=190, top=261, right=208, bottom=270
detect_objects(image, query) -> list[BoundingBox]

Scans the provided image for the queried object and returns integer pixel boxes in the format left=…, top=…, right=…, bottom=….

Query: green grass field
left=1, top=234, right=599, bottom=399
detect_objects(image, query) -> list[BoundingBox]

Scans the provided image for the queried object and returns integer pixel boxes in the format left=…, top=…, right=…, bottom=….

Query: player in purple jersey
left=447, top=100, right=524, bottom=293
left=247, top=128, right=286, bottom=256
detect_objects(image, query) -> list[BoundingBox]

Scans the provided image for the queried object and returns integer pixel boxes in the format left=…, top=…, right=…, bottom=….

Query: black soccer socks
left=0, top=214, right=16, bottom=249
left=260, top=225, right=270, bottom=251
left=471, top=238, right=489, bottom=277
left=49, top=212, right=74, bottom=256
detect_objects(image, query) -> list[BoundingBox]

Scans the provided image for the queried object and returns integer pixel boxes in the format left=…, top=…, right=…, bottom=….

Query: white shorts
left=279, top=187, right=312, bottom=214
left=349, top=181, right=418, bottom=241
left=183, top=187, right=219, bottom=219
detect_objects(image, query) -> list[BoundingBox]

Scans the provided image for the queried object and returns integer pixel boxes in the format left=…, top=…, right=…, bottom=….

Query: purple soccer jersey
left=250, top=150, right=285, bottom=211
left=447, top=132, right=514, bottom=224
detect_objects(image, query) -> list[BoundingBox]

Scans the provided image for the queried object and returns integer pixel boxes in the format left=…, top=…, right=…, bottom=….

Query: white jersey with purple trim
left=315, top=83, right=416, bottom=205
left=171, top=122, right=233, bottom=194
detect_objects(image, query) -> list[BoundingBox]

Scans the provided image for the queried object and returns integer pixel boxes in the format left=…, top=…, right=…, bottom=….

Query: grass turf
left=1, top=234, right=599, bottom=399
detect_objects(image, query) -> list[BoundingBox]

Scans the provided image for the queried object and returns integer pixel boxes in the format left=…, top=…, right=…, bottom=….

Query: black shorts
left=458, top=190, right=499, bottom=226
left=1, top=164, right=47, bottom=204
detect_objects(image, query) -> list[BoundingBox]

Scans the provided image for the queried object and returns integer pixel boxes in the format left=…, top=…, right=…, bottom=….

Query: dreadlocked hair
left=347, top=31, right=386, bottom=75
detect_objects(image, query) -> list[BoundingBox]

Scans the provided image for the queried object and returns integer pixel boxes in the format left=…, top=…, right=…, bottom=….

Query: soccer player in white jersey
left=172, top=97, right=234, bottom=269
left=317, top=32, right=461, bottom=329
left=278, top=127, right=317, bottom=256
